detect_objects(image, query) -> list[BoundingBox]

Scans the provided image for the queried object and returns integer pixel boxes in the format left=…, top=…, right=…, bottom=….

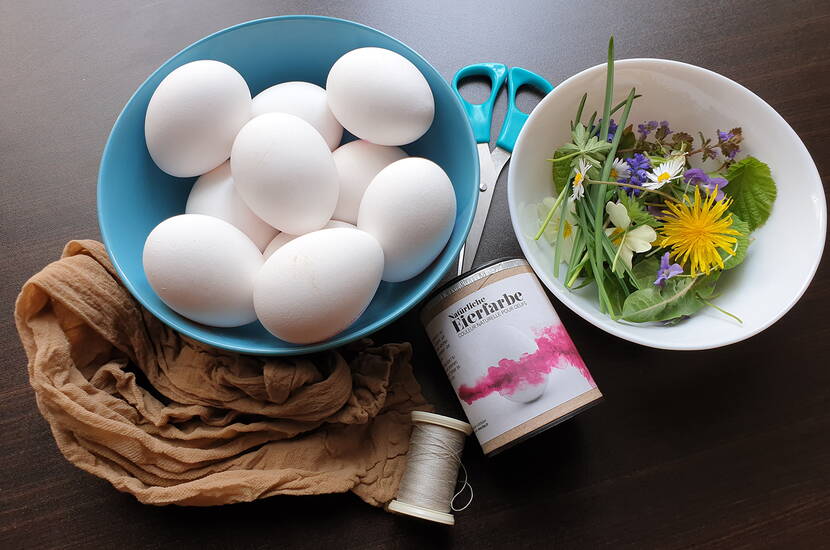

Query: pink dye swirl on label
left=457, top=324, right=593, bottom=404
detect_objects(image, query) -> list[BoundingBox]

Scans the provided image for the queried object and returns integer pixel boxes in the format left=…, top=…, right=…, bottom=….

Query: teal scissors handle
left=451, top=63, right=554, bottom=150
left=497, top=67, right=554, bottom=152
left=451, top=63, right=507, bottom=143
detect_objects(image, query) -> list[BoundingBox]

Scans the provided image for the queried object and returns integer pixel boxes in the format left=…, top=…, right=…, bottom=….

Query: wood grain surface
left=1, top=1, right=828, bottom=548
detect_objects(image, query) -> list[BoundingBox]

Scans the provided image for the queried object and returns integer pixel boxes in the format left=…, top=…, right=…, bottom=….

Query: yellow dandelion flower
left=659, top=187, right=742, bottom=276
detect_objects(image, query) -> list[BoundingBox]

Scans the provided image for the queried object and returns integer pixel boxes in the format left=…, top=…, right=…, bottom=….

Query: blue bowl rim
left=97, top=15, right=479, bottom=356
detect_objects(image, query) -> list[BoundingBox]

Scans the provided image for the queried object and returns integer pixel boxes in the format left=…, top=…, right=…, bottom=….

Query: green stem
left=586, top=179, right=678, bottom=203
left=573, top=92, right=587, bottom=127
left=548, top=150, right=581, bottom=164
left=566, top=252, right=590, bottom=287
left=610, top=226, right=627, bottom=273
left=701, top=298, right=743, bottom=324
left=610, top=95, right=642, bottom=116
left=552, top=187, right=571, bottom=278
left=599, top=37, right=615, bottom=142
left=534, top=185, right=569, bottom=240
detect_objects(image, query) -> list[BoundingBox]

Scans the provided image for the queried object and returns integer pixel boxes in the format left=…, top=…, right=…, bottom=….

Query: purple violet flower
left=683, top=169, right=729, bottom=201
left=654, top=252, right=683, bottom=287
left=659, top=120, right=673, bottom=136
left=718, top=130, right=734, bottom=142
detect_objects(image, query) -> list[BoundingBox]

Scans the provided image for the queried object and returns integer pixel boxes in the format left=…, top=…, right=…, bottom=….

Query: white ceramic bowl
left=508, top=59, right=826, bottom=350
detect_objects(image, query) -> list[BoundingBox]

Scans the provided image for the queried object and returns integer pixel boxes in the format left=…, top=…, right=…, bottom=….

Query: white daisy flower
left=609, top=158, right=631, bottom=181
left=604, top=201, right=657, bottom=270
left=571, top=159, right=591, bottom=201
left=643, top=155, right=685, bottom=190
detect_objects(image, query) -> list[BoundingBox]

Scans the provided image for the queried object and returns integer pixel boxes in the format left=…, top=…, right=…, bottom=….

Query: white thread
left=395, top=417, right=473, bottom=515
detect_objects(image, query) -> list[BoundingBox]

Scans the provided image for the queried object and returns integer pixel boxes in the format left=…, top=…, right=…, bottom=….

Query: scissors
left=451, top=63, right=554, bottom=275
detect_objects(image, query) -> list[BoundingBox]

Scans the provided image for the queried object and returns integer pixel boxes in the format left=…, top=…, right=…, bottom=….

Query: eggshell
left=251, top=82, right=343, bottom=150
left=331, top=140, right=407, bottom=224
left=358, top=157, right=455, bottom=282
left=145, top=60, right=251, bottom=177
left=263, top=220, right=355, bottom=259
left=231, top=113, right=338, bottom=234
left=143, top=214, right=263, bottom=327
left=185, top=161, right=277, bottom=251
left=254, top=228, right=384, bottom=344
left=326, top=48, right=434, bottom=146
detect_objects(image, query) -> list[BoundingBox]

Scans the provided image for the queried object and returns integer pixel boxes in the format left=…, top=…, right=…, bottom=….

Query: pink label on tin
left=424, top=270, right=598, bottom=448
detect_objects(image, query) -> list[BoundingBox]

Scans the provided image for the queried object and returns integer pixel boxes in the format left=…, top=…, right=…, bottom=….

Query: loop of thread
left=396, top=420, right=473, bottom=514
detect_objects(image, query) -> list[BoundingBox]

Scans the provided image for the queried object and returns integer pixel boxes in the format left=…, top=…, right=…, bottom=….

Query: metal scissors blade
left=451, top=64, right=554, bottom=275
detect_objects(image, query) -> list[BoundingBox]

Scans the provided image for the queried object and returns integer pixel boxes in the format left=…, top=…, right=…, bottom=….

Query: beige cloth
left=14, top=240, right=429, bottom=506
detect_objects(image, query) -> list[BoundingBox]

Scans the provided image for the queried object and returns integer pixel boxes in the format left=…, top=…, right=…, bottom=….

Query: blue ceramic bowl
left=98, top=16, right=478, bottom=355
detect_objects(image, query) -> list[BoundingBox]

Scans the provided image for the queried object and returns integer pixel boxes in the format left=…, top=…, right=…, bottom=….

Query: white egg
left=358, top=157, right=455, bottom=282
left=231, top=113, right=338, bottom=234
left=331, top=140, right=407, bottom=224
left=185, top=161, right=277, bottom=251
left=251, top=82, right=343, bottom=151
left=263, top=220, right=355, bottom=259
left=143, top=214, right=263, bottom=327
left=254, top=228, right=384, bottom=344
left=326, top=48, right=434, bottom=146
left=145, top=60, right=251, bottom=177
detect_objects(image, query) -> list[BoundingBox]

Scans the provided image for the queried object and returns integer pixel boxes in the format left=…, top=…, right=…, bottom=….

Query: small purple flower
left=717, top=130, right=740, bottom=160
left=591, top=118, right=617, bottom=142
left=654, top=252, right=683, bottom=287
left=637, top=120, right=658, bottom=139
left=683, top=169, right=729, bottom=201
left=621, top=153, right=651, bottom=196
left=606, top=119, right=618, bottom=142
left=659, top=120, right=673, bottom=137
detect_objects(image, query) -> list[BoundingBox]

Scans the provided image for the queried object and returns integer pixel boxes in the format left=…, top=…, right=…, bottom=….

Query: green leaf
left=583, top=136, right=613, bottom=156
left=618, top=193, right=660, bottom=228
left=660, top=273, right=719, bottom=320
left=551, top=147, right=573, bottom=194
left=631, top=255, right=660, bottom=290
left=724, top=156, right=777, bottom=231
left=720, top=214, right=750, bottom=270
left=603, top=268, right=627, bottom=319
left=572, top=124, right=588, bottom=147
left=621, top=273, right=719, bottom=323
left=618, top=124, right=635, bottom=151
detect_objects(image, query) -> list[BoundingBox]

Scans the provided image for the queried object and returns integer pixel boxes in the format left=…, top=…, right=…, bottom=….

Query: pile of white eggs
left=142, top=48, right=457, bottom=344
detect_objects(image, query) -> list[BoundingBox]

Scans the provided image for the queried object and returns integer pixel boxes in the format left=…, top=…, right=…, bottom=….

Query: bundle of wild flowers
left=535, top=38, right=777, bottom=324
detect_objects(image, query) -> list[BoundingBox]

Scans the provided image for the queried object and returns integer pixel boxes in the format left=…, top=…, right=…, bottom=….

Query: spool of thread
left=387, top=411, right=473, bottom=525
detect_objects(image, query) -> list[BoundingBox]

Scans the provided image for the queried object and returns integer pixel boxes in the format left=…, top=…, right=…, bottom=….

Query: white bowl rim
left=508, top=57, right=826, bottom=351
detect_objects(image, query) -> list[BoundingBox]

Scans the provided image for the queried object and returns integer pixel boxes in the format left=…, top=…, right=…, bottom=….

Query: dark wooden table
left=2, top=1, right=829, bottom=548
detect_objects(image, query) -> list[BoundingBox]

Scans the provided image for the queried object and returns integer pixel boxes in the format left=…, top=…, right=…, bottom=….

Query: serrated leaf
left=583, top=136, right=613, bottom=156
left=572, top=124, right=588, bottom=147
left=622, top=274, right=718, bottom=323
left=719, top=214, right=750, bottom=270
left=618, top=193, right=660, bottom=228
left=724, top=156, right=777, bottom=231
left=551, top=147, right=573, bottom=195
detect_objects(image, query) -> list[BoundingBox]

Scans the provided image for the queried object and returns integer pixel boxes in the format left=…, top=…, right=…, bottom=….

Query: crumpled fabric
left=14, top=240, right=429, bottom=506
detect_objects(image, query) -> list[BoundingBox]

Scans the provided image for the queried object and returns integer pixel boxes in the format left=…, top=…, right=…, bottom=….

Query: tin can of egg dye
left=421, top=258, right=602, bottom=455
